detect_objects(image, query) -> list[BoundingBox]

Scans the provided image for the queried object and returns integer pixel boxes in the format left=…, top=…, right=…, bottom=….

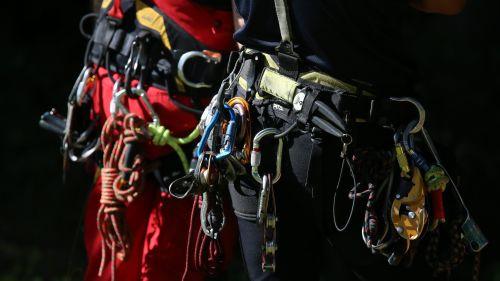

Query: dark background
left=0, top=1, right=499, bottom=281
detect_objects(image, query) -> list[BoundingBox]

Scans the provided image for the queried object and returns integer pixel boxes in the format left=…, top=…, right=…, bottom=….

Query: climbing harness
left=40, top=0, right=236, bottom=279
left=178, top=50, right=223, bottom=89
left=181, top=0, right=489, bottom=276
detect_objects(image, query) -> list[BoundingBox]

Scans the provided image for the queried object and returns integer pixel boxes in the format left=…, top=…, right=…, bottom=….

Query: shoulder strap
left=274, top=0, right=293, bottom=44
left=273, top=0, right=299, bottom=79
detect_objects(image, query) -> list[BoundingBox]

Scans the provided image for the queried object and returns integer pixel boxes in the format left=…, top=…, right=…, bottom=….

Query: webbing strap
left=259, top=67, right=298, bottom=103
left=273, top=0, right=293, bottom=44
left=273, top=0, right=299, bottom=78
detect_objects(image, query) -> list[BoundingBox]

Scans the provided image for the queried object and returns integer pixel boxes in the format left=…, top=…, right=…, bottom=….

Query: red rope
left=181, top=195, right=199, bottom=281
left=97, top=113, right=147, bottom=281
left=182, top=195, right=224, bottom=281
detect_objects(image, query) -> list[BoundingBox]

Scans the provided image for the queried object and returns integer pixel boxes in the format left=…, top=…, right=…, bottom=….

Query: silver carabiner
left=389, top=97, right=426, bottom=134
left=251, top=128, right=284, bottom=184
left=76, top=66, right=93, bottom=104
left=177, top=51, right=221, bottom=89
left=113, top=88, right=160, bottom=125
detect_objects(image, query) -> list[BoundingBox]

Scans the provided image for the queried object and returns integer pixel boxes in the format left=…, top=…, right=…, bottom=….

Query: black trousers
left=228, top=105, right=432, bottom=281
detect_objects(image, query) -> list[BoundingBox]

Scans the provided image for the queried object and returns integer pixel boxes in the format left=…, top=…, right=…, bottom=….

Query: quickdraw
left=41, top=1, right=236, bottom=280
left=250, top=128, right=284, bottom=272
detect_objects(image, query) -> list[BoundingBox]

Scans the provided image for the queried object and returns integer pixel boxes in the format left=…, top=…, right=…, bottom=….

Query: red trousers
left=83, top=69, right=236, bottom=281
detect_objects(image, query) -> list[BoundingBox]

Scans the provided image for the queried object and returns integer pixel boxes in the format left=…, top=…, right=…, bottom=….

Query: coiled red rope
left=97, top=113, right=147, bottom=281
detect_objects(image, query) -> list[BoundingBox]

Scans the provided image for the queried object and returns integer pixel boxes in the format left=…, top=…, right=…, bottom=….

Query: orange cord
left=97, top=113, right=147, bottom=281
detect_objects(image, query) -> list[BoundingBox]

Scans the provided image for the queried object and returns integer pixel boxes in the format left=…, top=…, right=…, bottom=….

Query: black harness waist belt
left=86, top=7, right=228, bottom=95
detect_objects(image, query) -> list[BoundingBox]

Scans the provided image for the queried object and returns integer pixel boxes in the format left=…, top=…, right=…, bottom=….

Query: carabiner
left=68, top=66, right=88, bottom=103
left=389, top=97, right=426, bottom=134
left=113, top=88, right=160, bottom=125
left=251, top=128, right=284, bottom=184
left=196, top=104, right=237, bottom=161
left=177, top=50, right=221, bottom=89
left=124, top=39, right=147, bottom=94
left=217, top=105, right=237, bottom=161
left=76, top=66, right=93, bottom=105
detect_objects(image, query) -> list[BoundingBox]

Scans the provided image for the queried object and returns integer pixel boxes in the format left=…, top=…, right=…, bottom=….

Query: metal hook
left=177, top=51, right=221, bottom=89
left=76, top=66, right=93, bottom=104
left=124, top=39, right=147, bottom=95
left=251, top=128, right=284, bottom=184
left=389, top=97, right=426, bottom=134
left=113, top=88, right=160, bottom=125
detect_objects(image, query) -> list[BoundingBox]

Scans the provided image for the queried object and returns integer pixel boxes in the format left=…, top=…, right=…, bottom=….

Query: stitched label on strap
left=259, top=67, right=298, bottom=103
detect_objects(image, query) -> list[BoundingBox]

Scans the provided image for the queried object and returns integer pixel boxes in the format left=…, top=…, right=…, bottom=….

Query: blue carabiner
left=216, top=105, right=237, bottom=161
left=196, top=110, right=220, bottom=157
left=196, top=104, right=237, bottom=161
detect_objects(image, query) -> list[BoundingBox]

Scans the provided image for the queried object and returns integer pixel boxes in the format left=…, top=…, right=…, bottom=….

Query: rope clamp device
left=251, top=128, right=284, bottom=184
left=178, top=50, right=222, bottom=89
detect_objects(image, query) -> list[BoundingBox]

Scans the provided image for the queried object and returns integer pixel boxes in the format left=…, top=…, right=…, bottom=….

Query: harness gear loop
left=251, top=128, right=284, bottom=184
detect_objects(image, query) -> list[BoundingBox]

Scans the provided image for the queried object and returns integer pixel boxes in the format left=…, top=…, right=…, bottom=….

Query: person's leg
left=231, top=131, right=322, bottom=281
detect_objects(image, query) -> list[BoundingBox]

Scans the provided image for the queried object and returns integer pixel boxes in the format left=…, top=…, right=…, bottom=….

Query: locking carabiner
left=251, top=128, right=284, bottom=184
left=177, top=50, right=221, bottom=89
left=196, top=104, right=237, bottom=161
left=113, top=88, right=160, bottom=125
